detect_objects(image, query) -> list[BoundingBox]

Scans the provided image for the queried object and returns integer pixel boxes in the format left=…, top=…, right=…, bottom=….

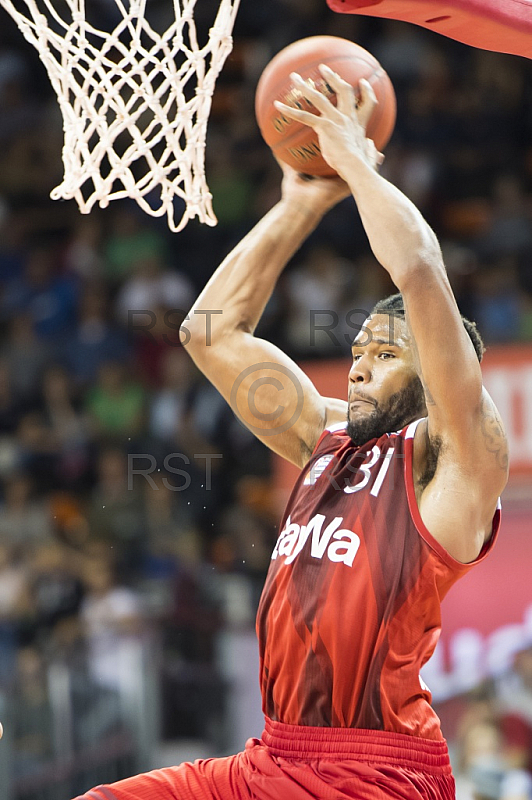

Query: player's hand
left=277, top=159, right=351, bottom=215
left=274, top=65, right=384, bottom=180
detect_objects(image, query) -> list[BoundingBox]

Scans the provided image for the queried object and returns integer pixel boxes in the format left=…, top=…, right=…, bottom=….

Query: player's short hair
left=371, top=293, right=485, bottom=363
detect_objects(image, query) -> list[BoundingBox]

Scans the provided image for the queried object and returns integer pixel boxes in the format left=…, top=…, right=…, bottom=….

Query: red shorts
left=74, top=718, right=455, bottom=800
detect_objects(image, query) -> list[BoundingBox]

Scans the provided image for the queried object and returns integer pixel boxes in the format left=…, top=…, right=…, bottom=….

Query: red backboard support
left=326, top=0, right=532, bottom=59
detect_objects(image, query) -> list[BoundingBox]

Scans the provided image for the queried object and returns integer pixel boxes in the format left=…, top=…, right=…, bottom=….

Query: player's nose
left=348, top=354, right=371, bottom=383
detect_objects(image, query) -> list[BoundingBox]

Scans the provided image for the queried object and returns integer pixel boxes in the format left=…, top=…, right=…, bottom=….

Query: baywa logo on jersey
left=272, top=513, right=361, bottom=568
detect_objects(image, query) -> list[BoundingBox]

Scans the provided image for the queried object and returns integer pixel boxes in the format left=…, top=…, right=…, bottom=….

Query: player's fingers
left=357, top=78, right=378, bottom=130
left=273, top=154, right=310, bottom=182
left=289, top=72, right=337, bottom=117
left=318, top=64, right=355, bottom=116
left=366, top=139, right=385, bottom=169
left=274, top=100, right=320, bottom=128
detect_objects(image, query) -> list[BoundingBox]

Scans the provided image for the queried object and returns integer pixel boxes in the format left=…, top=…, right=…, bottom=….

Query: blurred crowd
left=0, top=0, right=531, bottom=796
left=445, top=650, right=532, bottom=800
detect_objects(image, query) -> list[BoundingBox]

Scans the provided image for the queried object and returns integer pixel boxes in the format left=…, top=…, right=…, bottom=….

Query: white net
left=0, top=0, right=241, bottom=231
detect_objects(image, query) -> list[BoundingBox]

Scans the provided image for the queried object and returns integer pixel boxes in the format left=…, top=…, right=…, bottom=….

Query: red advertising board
left=424, top=510, right=532, bottom=701
left=481, top=345, right=532, bottom=474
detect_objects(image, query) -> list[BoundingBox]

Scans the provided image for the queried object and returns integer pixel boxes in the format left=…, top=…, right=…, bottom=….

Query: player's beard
left=347, top=376, right=426, bottom=446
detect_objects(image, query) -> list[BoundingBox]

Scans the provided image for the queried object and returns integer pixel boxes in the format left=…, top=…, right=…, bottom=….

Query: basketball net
left=0, top=0, right=240, bottom=231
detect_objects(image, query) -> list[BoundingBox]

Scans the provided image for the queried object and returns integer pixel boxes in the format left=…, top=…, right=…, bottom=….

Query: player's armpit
left=184, top=330, right=340, bottom=468
left=413, top=389, right=507, bottom=563
left=425, top=387, right=508, bottom=497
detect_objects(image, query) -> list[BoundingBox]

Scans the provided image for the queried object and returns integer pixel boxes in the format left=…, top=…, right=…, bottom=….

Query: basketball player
left=74, top=68, right=508, bottom=800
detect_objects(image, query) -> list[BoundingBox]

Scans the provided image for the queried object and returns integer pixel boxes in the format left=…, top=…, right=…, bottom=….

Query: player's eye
left=379, top=351, right=395, bottom=360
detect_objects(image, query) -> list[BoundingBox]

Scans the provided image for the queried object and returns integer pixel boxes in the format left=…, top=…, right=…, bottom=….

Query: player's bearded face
left=346, top=375, right=425, bottom=445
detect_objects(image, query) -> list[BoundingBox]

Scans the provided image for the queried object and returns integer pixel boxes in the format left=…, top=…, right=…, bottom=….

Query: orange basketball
left=255, top=36, right=396, bottom=176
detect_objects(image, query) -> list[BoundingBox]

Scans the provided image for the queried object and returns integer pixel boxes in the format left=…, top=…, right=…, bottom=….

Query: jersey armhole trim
left=310, top=420, right=347, bottom=458
left=326, top=421, right=348, bottom=433
left=403, top=436, right=501, bottom=570
left=404, top=418, right=425, bottom=440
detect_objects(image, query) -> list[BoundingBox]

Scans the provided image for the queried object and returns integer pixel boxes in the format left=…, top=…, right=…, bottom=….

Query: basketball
left=255, top=36, right=396, bottom=176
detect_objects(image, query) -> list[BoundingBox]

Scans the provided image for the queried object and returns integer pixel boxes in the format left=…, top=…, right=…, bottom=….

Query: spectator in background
left=284, top=243, right=354, bottom=357
left=148, top=348, right=194, bottom=450
left=80, top=556, right=144, bottom=691
left=477, top=175, right=532, bottom=262
left=14, top=411, right=62, bottom=492
left=26, top=542, right=84, bottom=649
left=11, top=646, right=54, bottom=777
left=40, top=365, right=91, bottom=490
left=208, top=136, right=255, bottom=236
left=85, top=361, right=145, bottom=444
left=0, top=357, right=26, bottom=441
left=455, top=714, right=532, bottom=800
left=88, top=448, right=146, bottom=578
left=212, top=476, right=276, bottom=609
left=63, top=215, right=104, bottom=282
left=2, top=245, right=79, bottom=341
left=372, top=21, right=431, bottom=87
left=497, top=644, right=532, bottom=776
left=103, top=208, right=167, bottom=285
left=146, top=359, right=230, bottom=533
left=0, top=120, right=63, bottom=201
left=500, top=771, right=532, bottom=800
left=0, top=473, right=52, bottom=552
left=0, top=542, right=28, bottom=621
left=63, top=284, right=129, bottom=388
left=454, top=711, right=506, bottom=800
left=132, top=304, right=183, bottom=389
left=1, top=313, right=51, bottom=404
left=0, top=197, right=25, bottom=284
left=0, top=541, right=29, bottom=682
left=115, top=252, right=194, bottom=326
left=380, top=142, right=438, bottom=212
left=519, top=291, right=532, bottom=341
left=48, top=491, right=90, bottom=551
left=471, top=257, right=521, bottom=343
left=142, top=470, right=201, bottom=567
left=336, top=254, right=396, bottom=350
left=0, top=50, right=39, bottom=144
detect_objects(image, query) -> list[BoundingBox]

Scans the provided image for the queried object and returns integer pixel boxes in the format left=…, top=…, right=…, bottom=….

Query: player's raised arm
left=276, top=66, right=508, bottom=561
left=180, top=166, right=348, bottom=468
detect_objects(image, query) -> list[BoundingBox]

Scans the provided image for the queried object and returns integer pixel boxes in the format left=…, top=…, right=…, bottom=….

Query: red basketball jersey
left=257, top=420, right=500, bottom=740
